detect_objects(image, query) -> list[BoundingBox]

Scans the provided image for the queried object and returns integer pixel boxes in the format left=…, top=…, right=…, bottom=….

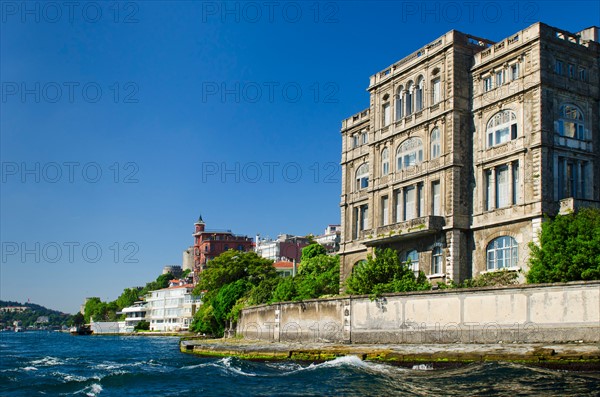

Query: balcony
left=558, top=198, right=600, bottom=215
left=361, top=216, right=445, bottom=246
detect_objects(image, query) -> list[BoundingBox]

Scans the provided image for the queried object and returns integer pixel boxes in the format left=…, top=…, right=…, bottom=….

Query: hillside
left=0, top=300, right=71, bottom=328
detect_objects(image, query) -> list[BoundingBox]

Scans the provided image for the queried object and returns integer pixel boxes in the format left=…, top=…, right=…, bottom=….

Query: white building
left=121, top=301, right=147, bottom=332
left=314, top=225, right=341, bottom=253
left=145, top=280, right=201, bottom=332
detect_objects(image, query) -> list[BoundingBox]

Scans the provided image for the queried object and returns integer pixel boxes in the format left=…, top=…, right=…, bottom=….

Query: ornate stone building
left=339, top=23, right=599, bottom=287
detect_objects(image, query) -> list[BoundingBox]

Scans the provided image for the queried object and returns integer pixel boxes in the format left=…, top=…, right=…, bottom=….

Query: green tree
left=345, top=248, right=431, bottom=296
left=295, top=254, right=340, bottom=300
left=116, top=288, right=139, bottom=310
left=69, top=312, right=85, bottom=326
left=301, top=243, right=327, bottom=261
left=527, top=208, right=600, bottom=283
left=190, top=250, right=278, bottom=336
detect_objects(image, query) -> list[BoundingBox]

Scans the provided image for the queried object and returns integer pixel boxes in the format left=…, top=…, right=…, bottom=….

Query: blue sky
left=1, top=1, right=598, bottom=313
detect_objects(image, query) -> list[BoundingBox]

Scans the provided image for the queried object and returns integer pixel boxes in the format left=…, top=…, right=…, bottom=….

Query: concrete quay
left=180, top=338, right=600, bottom=370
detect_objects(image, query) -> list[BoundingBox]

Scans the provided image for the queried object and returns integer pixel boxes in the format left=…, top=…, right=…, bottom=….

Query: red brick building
left=192, top=215, right=254, bottom=282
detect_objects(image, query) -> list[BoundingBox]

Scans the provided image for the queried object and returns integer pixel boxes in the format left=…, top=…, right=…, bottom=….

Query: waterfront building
left=192, top=215, right=254, bottom=282
left=144, top=280, right=202, bottom=332
left=255, top=234, right=310, bottom=262
left=339, top=23, right=600, bottom=287
left=120, top=301, right=147, bottom=332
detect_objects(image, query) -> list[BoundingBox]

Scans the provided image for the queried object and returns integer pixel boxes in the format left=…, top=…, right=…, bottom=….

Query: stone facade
left=339, top=23, right=600, bottom=286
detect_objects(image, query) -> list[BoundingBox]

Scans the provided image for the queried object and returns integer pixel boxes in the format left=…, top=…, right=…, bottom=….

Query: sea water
left=1, top=332, right=598, bottom=396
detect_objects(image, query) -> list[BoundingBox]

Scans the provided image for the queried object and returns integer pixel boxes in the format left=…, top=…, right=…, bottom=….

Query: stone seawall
left=236, top=281, right=600, bottom=344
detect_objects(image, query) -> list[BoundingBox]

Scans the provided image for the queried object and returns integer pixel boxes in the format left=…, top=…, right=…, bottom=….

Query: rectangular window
left=360, top=205, right=369, bottom=231
left=382, top=103, right=391, bottom=126
left=510, top=63, right=519, bottom=80
left=417, top=183, right=424, bottom=217
left=352, top=135, right=358, bottom=148
left=432, top=181, right=441, bottom=216
left=483, top=76, right=492, bottom=92
left=555, top=60, right=563, bottom=75
left=405, top=92, right=413, bottom=115
left=394, top=190, right=402, bottom=223
left=495, top=71, right=504, bottom=87
left=432, top=78, right=441, bottom=104
left=496, top=166, right=509, bottom=208
left=579, top=67, right=587, bottom=81
left=395, top=95, right=403, bottom=120
left=512, top=161, right=519, bottom=205
left=485, top=170, right=492, bottom=211
left=404, top=186, right=416, bottom=221
left=568, top=64, right=575, bottom=78
left=381, top=196, right=389, bottom=226
left=511, top=124, right=518, bottom=140
left=361, top=131, right=368, bottom=144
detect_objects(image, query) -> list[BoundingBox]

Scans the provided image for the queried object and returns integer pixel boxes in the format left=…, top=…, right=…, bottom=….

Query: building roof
left=273, top=260, right=294, bottom=269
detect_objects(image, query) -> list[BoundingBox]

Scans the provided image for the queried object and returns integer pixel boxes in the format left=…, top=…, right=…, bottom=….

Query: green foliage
left=527, top=208, right=600, bottom=283
left=344, top=248, right=431, bottom=296
left=0, top=300, right=71, bottom=328
left=301, top=243, right=327, bottom=261
left=69, top=312, right=85, bottom=326
left=212, top=279, right=250, bottom=334
left=269, top=254, right=340, bottom=303
left=438, top=270, right=520, bottom=289
left=190, top=250, right=278, bottom=336
left=134, top=320, right=150, bottom=331
left=139, top=273, right=175, bottom=296
left=271, top=277, right=298, bottom=302
left=116, top=288, right=140, bottom=311
left=84, top=298, right=119, bottom=322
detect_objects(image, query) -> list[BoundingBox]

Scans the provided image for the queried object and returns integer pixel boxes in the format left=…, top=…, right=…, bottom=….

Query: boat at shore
left=69, top=325, right=92, bottom=335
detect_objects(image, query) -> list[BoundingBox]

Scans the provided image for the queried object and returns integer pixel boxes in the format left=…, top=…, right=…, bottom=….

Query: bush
left=527, top=208, right=600, bottom=283
left=134, top=320, right=150, bottom=331
left=345, top=248, right=430, bottom=296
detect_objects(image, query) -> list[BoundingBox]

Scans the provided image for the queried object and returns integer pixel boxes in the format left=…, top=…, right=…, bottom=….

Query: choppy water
left=1, top=332, right=598, bottom=396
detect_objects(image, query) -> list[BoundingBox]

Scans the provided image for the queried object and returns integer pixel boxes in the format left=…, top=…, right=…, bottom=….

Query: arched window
left=396, top=138, right=423, bottom=170
left=395, top=86, right=404, bottom=120
left=430, top=128, right=441, bottom=159
left=431, top=246, right=442, bottom=274
left=486, top=110, right=517, bottom=148
left=405, top=82, right=413, bottom=115
left=415, top=77, right=424, bottom=112
left=486, top=236, right=518, bottom=270
left=355, top=163, right=369, bottom=191
left=381, top=147, right=390, bottom=176
left=404, top=250, right=419, bottom=272
left=557, top=104, right=585, bottom=140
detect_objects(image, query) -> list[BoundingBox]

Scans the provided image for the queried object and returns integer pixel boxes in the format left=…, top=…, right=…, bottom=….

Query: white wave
left=215, top=357, right=257, bottom=377
left=31, top=356, right=64, bottom=366
left=22, top=366, right=38, bottom=371
left=181, top=362, right=210, bottom=370
left=83, top=383, right=103, bottom=397
left=412, top=364, right=434, bottom=371
left=50, top=371, right=88, bottom=383
left=282, top=355, right=408, bottom=377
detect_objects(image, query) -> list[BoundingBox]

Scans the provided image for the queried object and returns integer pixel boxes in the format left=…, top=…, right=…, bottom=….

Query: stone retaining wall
left=236, top=281, right=600, bottom=344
